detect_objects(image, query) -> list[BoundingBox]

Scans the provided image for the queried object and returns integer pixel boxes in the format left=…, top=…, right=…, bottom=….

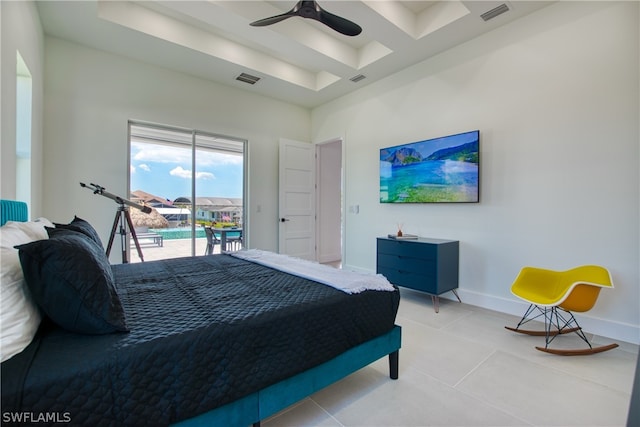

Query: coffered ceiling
left=36, top=1, right=553, bottom=108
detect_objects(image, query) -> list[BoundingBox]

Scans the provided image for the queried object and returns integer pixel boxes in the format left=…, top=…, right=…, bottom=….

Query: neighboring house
left=188, top=197, right=243, bottom=224
left=130, top=189, right=172, bottom=208
left=133, top=191, right=242, bottom=226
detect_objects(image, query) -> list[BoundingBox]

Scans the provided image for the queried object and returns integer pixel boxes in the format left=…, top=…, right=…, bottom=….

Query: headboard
left=0, top=200, right=28, bottom=226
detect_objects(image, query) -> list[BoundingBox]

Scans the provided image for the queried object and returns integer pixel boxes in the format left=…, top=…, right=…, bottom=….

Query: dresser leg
left=432, top=290, right=461, bottom=313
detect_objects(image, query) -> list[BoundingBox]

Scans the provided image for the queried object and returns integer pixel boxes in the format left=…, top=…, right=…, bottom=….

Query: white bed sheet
left=231, top=249, right=395, bottom=294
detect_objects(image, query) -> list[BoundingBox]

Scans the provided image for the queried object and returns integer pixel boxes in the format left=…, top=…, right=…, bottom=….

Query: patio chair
left=204, top=227, right=219, bottom=255
left=226, top=230, right=242, bottom=251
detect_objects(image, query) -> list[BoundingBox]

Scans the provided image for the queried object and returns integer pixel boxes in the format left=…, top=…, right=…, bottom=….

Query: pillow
left=53, top=216, right=103, bottom=249
left=16, top=232, right=128, bottom=335
left=1, top=218, right=52, bottom=243
left=0, top=220, right=51, bottom=362
left=46, top=225, right=97, bottom=245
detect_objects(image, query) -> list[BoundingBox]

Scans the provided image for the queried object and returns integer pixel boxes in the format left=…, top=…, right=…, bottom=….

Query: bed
left=0, top=200, right=401, bottom=426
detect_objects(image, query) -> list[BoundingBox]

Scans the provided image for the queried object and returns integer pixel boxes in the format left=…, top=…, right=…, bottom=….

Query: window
left=16, top=51, right=32, bottom=209
left=128, top=122, right=246, bottom=261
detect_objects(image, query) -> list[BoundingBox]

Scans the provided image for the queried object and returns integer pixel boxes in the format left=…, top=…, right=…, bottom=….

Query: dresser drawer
left=377, top=238, right=437, bottom=259
left=377, top=253, right=436, bottom=277
left=377, top=266, right=437, bottom=294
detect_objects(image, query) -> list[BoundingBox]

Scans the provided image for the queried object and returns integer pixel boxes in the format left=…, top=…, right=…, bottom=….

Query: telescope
left=80, top=182, right=151, bottom=213
left=80, top=182, right=150, bottom=263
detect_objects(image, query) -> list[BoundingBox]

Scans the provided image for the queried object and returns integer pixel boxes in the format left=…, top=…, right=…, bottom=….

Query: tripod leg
left=125, top=209, right=144, bottom=262
left=106, top=210, right=121, bottom=258
left=119, top=210, right=128, bottom=263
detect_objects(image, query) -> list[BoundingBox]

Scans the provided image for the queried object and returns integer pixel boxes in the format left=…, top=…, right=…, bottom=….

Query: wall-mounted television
left=380, top=130, right=479, bottom=203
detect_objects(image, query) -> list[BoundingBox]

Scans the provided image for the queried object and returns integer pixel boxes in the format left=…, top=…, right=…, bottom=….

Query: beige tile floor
left=129, top=238, right=639, bottom=427
left=264, top=290, right=638, bottom=427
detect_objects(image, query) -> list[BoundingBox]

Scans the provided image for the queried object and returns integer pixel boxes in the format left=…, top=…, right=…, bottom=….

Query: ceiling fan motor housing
left=296, top=1, right=322, bottom=18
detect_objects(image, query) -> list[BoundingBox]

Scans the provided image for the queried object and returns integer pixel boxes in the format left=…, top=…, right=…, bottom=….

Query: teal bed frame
left=173, top=325, right=401, bottom=427
left=0, top=199, right=28, bottom=225
left=0, top=200, right=402, bottom=427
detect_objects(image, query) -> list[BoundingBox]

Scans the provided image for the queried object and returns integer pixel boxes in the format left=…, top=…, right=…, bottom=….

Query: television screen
left=380, top=130, right=479, bottom=203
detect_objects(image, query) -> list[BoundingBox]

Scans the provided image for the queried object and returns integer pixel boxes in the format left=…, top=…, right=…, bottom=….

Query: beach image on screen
left=380, top=130, right=479, bottom=203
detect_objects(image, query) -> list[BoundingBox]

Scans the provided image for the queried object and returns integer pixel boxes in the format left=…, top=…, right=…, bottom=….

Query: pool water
left=148, top=227, right=241, bottom=240
left=149, top=227, right=206, bottom=240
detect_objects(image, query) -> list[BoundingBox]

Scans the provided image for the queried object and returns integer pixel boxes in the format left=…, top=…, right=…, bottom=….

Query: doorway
left=316, top=138, right=343, bottom=265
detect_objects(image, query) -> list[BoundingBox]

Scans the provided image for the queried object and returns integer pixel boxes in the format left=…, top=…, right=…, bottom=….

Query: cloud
left=169, top=166, right=215, bottom=180
left=139, top=164, right=151, bottom=172
left=132, top=143, right=188, bottom=164
left=130, top=165, right=136, bottom=174
left=170, top=166, right=191, bottom=179
left=132, top=141, right=243, bottom=166
left=198, top=150, right=243, bottom=166
left=196, top=171, right=216, bottom=180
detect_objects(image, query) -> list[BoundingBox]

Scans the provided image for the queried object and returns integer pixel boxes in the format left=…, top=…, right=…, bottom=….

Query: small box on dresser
left=376, top=237, right=460, bottom=313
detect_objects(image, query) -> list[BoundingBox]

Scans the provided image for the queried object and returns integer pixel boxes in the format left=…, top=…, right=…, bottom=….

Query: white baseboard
left=457, top=289, right=640, bottom=345
left=343, top=263, right=639, bottom=345
left=318, top=252, right=341, bottom=264
left=342, top=265, right=640, bottom=345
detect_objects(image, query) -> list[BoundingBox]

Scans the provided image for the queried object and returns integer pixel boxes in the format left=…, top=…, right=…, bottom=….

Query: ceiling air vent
left=481, top=3, right=510, bottom=21
left=236, top=73, right=260, bottom=85
left=349, top=74, right=366, bottom=83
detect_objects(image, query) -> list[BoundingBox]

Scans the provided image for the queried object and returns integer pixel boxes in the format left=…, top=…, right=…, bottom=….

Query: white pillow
left=0, top=219, right=51, bottom=362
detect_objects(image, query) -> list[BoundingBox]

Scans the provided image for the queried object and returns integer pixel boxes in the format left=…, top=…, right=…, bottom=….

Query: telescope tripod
left=106, top=205, right=144, bottom=263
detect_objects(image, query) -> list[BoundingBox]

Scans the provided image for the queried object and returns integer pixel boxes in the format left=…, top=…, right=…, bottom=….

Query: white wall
left=42, top=38, right=311, bottom=258
left=1, top=1, right=45, bottom=216
left=312, top=1, right=640, bottom=343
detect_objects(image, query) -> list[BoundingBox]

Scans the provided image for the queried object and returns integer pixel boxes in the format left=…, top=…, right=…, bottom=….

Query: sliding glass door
left=128, top=122, right=246, bottom=262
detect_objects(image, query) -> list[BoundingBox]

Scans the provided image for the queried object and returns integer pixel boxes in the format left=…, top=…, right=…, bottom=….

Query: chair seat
left=510, top=265, right=613, bottom=311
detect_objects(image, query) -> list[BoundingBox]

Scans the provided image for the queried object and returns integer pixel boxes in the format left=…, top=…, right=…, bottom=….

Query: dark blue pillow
left=15, top=233, right=128, bottom=334
left=53, top=216, right=103, bottom=249
left=45, top=226, right=102, bottom=251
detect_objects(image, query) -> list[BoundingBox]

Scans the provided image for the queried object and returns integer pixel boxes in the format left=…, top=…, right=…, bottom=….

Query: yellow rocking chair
left=505, top=265, right=618, bottom=355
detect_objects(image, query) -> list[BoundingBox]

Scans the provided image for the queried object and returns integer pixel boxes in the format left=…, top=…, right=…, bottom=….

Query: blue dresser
left=376, top=237, right=460, bottom=312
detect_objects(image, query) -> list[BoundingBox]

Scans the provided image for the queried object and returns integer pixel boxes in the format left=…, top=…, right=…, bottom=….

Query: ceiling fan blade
left=250, top=0, right=362, bottom=36
left=250, top=12, right=295, bottom=27
left=317, top=9, right=362, bottom=36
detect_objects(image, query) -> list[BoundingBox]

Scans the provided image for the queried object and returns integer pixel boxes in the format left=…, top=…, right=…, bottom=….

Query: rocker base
left=504, top=326, right=580, bottom=336
left=535, top=343, right=619, bottom=356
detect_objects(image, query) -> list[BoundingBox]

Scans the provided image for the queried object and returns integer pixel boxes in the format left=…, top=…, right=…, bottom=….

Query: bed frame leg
left=252, top=422, right=261, bottom=427
left=389, top=350, right=399, bottom=380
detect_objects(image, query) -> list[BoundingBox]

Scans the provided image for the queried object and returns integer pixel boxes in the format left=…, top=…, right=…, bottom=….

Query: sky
left=130, top=141, right=243, bottom=201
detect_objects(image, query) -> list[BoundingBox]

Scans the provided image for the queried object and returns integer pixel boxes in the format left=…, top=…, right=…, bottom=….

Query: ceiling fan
left=250, top=0, right=362, bottom=36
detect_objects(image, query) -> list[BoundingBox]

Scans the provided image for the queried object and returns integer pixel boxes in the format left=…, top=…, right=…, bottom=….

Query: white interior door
left=278, top=138, right=316, bottom=260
